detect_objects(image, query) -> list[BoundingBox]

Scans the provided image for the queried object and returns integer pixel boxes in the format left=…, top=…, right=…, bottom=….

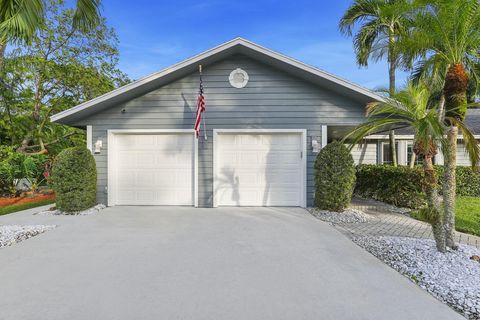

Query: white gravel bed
left=307, top=207, right=375, bottom=224
left=34, top=204, right=106, bottom=216
left=0, top=225, right=56, bottom=248
left=353, top=236, right=480, bottom=319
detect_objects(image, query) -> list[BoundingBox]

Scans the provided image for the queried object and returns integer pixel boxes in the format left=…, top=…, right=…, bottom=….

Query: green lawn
left=411, top=196, right=480, bottom=237
left=454, top=197, right=480, bottom=236
left=0, top=199, right=55, bottom=216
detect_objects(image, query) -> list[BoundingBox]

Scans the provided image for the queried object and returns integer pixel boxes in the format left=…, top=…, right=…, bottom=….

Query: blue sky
left=101, top=0, right=408, bottom=90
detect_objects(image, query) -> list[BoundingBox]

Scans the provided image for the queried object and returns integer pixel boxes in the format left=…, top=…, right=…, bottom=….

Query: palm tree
left=339, top=0, right=414, bottom=166
left=403, top=0, right=480, bottom=249
left=0, top=0, right=101, bottom=64
left=344, top=83, right=448, bottom=251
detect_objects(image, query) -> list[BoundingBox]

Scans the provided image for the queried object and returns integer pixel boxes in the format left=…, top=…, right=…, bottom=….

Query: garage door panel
left=112, top=133, right=194, bottom=206
left=136, top=170, right=156, bottom=185
left=137, top=153, right=156, bottom=167
left=217, top=151, right=300, bottom=169
left=216, top=133, right=303, bottom=207
left=239, top=152, right=263, bottom=164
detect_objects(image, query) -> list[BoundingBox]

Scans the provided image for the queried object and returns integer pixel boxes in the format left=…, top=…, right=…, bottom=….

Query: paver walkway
left=338, top=198, right=480, bottom=248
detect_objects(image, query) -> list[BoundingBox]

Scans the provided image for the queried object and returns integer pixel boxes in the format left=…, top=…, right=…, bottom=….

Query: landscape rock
left=307, top=207, right=375, bottom=224
left=353, top=236, right=480, bottom=319
left=35, top=204, right=106, bottom=216
left=0, top=225, right=56, bottom=248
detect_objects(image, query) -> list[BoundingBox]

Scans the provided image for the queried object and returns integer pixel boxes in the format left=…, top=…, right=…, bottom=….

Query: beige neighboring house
left=346, top=108, right=480, bottom=166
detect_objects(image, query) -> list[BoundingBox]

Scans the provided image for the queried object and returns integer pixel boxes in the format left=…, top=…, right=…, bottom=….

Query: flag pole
left=199, top=64, right=207, bottom=140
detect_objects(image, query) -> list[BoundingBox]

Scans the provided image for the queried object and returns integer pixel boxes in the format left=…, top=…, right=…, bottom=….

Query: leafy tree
left=0, top=0, right=129, bottom=154
left=339, top=0, right=415, bottom=167
left=403, top=0, right=480, bottom=249
left=343, top=83, right=473, bottom=252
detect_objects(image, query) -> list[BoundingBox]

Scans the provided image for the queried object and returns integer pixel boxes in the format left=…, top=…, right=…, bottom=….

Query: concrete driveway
left=0, top=206, right=462, bottom=320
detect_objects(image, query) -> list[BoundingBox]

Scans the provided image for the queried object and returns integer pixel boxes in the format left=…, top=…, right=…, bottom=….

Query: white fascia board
left=51, top=37, right=385, bottom=123
left=364, top=135, right=415, bottom=140
left=364, top=134, right=480, bottom=140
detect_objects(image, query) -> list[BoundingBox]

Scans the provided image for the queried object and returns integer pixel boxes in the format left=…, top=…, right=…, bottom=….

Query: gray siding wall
left=74, top=55, right=368, bottom=207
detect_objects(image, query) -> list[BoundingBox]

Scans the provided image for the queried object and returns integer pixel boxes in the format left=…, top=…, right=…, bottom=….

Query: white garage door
left=110, top=133, right=195, bottom=206
left=215, top=132, right=304, bottom=206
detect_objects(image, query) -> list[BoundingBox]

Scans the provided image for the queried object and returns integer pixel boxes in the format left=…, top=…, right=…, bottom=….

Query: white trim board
left=107, top=129, right=198, bottom=207
left=86, top=125, right=92, bottom=152
left=364, top=134, right=480, bottom=140
left=212, top=129, right=307, bottom=208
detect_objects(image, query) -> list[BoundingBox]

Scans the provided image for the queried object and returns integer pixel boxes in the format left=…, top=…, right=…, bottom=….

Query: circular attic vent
left=229, top=68, right=249, bottom=88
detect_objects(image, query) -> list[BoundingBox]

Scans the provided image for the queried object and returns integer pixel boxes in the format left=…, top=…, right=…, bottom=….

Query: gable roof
left=51, top=37, right=386, bottom=124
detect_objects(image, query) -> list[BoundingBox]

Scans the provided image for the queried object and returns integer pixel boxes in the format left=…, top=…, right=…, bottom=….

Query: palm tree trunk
left=409, top=152, right=416, bottom=168
left=443, top=126, right=458, bottom=249
left=438, top=95, right=445, bottom=121
left=389, top=130, right=397, bottom=166
left=0, top=42, right=6, bottom=68
left=423, top=154, right=446, bottom=252
left=388, top=32, right=397, bottom=167
left=442, top=64, right=468, bottom=250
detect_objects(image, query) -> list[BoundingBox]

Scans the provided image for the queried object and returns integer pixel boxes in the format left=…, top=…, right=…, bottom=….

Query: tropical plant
left=403, top=0, right=480, bottom=249
left=0, top=146, right=48, bottom=196
left=339, top=0, right=415, bottom=166
left=0, top=0, right=101, bottom=63
left=344, top=83, right=450, bottom=251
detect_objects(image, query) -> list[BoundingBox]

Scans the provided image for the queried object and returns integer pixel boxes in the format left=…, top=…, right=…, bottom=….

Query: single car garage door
left=214, top=131, right=305, bottom=207
left=109, top=132, right=196, bottom=206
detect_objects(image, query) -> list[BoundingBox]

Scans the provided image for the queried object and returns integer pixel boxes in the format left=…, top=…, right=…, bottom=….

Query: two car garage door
left=109, top=131, right=305, bottom=207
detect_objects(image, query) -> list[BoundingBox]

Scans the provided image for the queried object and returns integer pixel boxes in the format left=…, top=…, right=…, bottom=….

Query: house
left=351, top=108, right=480, bottom=166
left=53, top=37, right=464, bottom=208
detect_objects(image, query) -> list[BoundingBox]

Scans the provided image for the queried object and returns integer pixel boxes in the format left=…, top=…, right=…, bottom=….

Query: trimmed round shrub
left=50, top=147, right=97, bottom=212
left=314, top=141, right=356, bottom=211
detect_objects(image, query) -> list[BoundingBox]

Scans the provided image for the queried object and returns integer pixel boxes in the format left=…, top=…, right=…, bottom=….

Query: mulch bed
left=0, top=193, right=56, bottom=208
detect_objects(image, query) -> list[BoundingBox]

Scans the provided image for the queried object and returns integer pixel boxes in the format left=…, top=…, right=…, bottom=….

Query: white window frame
left=107, top=129, right=198, bottom=207
left=212, top=129, right=307, bottom=208
left=379, top=141, right=400, bottom=165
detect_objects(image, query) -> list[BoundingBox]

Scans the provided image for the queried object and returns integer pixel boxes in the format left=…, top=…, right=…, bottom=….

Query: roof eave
left=51, top=37, right=386, bottom=124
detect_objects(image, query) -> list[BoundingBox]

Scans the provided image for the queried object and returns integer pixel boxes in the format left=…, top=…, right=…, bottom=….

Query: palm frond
left=72, top=0, right=102, bottom=32
left=345, top=82, right=446, bottom=157
left=339, top=0, right=379, bottom=36
left=0, top=0, right=44, bottom=43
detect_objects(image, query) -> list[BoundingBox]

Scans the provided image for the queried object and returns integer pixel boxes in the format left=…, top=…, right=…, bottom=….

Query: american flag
left=194, top=68, right=205, bottom=138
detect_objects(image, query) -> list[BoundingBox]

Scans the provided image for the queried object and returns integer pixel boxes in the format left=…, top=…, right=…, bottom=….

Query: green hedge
left=50, top=147, right=97, bottom=212
left=434, top=166, right=480, bottom=197
left=314, top=141, right=356, bottom=211
left=355, top=164, right=480, bottom=208
left=354, top=165, right=427, bottom=208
